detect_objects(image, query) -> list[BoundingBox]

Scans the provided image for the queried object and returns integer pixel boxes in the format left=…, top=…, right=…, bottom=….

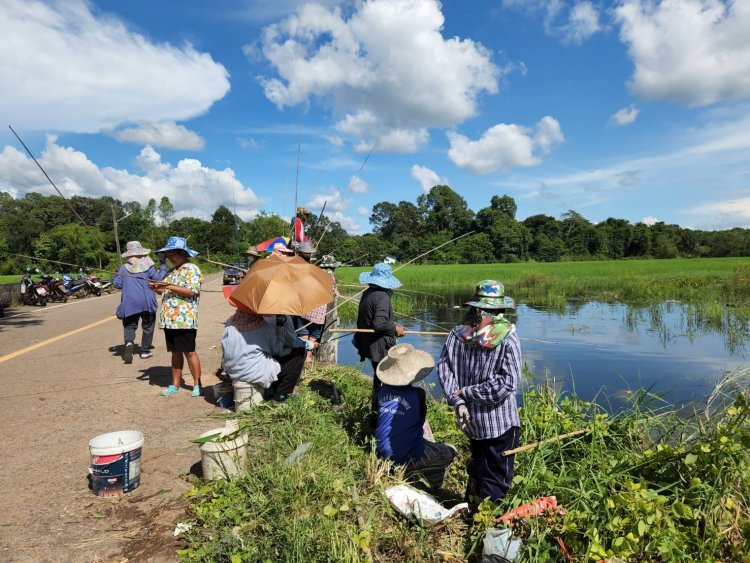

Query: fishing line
left=8, top=126, right=110, bottom=259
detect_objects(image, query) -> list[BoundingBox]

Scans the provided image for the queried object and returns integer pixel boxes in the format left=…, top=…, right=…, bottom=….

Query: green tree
left=158, top=196, right=175, bottom=227
left=244, top=213, right=289, bottom=246
left=370, top=201, right=423, bottom=241
left=417, top=185, right=475, bottom=237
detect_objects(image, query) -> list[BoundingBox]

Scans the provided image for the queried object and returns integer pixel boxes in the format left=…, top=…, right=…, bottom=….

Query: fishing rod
left=204, top=257, right=248, bottom=273
left=8, top=126, right=109, bottom=259
left=310, top=200, right=327, bottom=241
left=338, top=284, right=445, bottom=299
left=330, top=328, right=448, bottom=336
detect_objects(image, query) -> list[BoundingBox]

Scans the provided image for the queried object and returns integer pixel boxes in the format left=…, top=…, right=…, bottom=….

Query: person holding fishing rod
left=437, top=280, right=521, bottom=507
left=353, top=263, right=406, bottom=421
left=112, top=241, right=168, bottom=363
left=290, top=206, right=312, bottom=248
left=148, top=237, right=203, bottom=398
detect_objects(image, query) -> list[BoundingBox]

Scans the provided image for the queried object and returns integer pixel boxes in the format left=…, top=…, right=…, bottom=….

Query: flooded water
left=336, top=295, right=750, bottom=409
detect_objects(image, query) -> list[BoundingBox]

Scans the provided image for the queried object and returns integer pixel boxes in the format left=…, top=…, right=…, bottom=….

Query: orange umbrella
left=228, top=254, right=334, bottom=316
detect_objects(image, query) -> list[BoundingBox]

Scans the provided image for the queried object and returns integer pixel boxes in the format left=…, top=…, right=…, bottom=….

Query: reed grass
left=181, top=366, right=750, bottom=561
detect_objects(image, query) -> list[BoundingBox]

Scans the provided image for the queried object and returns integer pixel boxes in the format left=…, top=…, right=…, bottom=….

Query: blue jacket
left=113, top=263, right=167, bottom=319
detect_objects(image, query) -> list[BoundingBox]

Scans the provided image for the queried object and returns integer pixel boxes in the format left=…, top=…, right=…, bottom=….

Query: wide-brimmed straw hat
left=464, top=279, right=516, bottom=310
left=246, top=245, right=261, bottom=257
left=359, top=263, right=402, bottom=289
left=121, top=241, right=151, bottom=258
left=296, top=206, right=311, bottom=217
left=158, top=236, right=198, bottom=257
left=376, top=344, right=435, bottom=387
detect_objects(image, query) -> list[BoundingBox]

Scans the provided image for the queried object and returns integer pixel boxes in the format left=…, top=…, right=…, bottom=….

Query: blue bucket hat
left=158, top=236, right=198, bottom=257
left=359, top=263, right=402, bottom=289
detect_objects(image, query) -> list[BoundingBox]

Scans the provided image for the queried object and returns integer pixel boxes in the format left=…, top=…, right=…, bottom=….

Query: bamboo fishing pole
left=330, top=328, right=449, bottom=336
left=502, top=429, right=589, bottom=456
left=204, top=257, right=248, bottom=272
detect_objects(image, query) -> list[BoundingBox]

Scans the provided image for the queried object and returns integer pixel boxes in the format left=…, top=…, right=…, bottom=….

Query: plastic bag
left=385, top=484, right=468, bottom=527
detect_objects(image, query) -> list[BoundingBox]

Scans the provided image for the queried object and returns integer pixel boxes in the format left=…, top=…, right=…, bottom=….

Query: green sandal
left=161, top=385, right=180, bottom=397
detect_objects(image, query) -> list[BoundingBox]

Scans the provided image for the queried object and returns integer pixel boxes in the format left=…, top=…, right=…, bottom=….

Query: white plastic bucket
left=233, top=381, right=264, bottom=412
left=199, top=427, right=249, bottom=480
left=89, top=430, right=144, bottom=496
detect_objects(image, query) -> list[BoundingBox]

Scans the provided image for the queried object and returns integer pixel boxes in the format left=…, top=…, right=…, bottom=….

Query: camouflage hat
left=463, top=279, right=516, bottom=310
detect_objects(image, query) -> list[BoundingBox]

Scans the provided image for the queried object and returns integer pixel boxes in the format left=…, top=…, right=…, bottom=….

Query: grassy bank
left=180, top=366, right=749, bottom=561
left=337, top=258, right=750, bottom=309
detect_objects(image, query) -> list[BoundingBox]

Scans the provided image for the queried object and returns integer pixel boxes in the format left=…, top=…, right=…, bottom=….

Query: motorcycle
left=37, top=269, right=68, bottom=303
left=88, top=272, right=115, bottom=295
left=61, top=273, right=89, bottom=299
left=20, top=269, right=47, bottom=306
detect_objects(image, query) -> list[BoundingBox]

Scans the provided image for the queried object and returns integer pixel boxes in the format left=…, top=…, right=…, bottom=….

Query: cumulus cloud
left=0, top=138, right=261, bottom=219
left=0, top=0, right=230, bottom=133
left=411, top=165, right=449, bottom=193
left=357, top=206, right=370, bottom=216
left=347, top=176, right=369, bottom=194
left=685, top=197, right=750, bottom=227
left=306, top=187, right=348, bottom=212
left=609, top=105, right=640, bottom=126
left=111, top=122, right=205, bottom=150
left=256, top=0, right=500, bottom=153
left=503, top=0, right=603, bottom=44
left=615, top=0, right=750, bottom=105
left=641, top=216, right=660, bottom=225
left=447, top=116, right=564, bottom=174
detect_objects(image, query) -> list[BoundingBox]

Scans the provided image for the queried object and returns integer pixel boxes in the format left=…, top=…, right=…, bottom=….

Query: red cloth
left=291, top=217, right=308, bottom=244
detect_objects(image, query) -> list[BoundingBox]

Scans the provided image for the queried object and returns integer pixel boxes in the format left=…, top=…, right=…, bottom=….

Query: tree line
left=1, top=186, right=749, bottom=274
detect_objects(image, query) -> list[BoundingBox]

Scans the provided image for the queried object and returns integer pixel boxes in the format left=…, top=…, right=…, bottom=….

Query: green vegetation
left=0, top=275, right=22, bottom=284
left=180, top=366, right=750, bottom=561
left=338, top=258, right=750, bottom=308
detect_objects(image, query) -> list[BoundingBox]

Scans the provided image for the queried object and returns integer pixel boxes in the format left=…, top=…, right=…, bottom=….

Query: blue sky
left=1, top=0, right=749, bottom=233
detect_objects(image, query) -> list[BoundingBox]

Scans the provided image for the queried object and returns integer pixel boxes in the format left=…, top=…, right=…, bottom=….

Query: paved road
left=0, top=274, right=229, bottom=562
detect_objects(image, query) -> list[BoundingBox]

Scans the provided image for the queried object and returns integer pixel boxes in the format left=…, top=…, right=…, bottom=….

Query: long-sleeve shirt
left=112, top=263, right=167, bottom=318
left=437, top=330, right=522, bottom=440
left=354, top=286, right=396, bottom=363
left=291, top=217, right=308, bottom=244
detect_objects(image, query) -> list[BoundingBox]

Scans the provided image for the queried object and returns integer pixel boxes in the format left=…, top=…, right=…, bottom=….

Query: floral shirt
left=159, top=263, right=203, bottom=330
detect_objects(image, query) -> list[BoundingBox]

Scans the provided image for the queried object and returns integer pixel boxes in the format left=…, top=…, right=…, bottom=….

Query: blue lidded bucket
left=89, top=430, right=144, bottom=497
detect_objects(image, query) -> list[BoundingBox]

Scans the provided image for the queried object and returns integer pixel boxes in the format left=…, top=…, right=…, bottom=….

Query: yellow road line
left=0, top=315, right=116, bottom=365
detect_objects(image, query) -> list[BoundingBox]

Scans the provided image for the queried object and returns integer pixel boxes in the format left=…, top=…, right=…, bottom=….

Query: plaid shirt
left=437, top=329, right=521, bottom=440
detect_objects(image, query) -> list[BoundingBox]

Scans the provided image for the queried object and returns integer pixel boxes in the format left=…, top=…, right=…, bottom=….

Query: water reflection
left=335, top=294, right=750, bottom=408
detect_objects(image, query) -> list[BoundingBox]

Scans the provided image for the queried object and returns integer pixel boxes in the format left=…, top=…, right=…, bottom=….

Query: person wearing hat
left=290, top=206, right=312, bottom=247
left=294, top=240, right=316, bottom=263
left=375, top=344, right=457, bottom=489
left=437, top=280, right=521, bottom=505
left=292, top=240, right=324, bottom=366
left=245, top=245, right=262, bottom=269
left=112, top=241, right=168, bottom=363
left=148, top=237, right=204, bottom=397
left=271, top=241, right=294, bottom=256
left=354, top=262, right=406, bottom=418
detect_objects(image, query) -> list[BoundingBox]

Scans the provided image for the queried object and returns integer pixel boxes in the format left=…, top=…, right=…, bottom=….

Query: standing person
left=437, top=280, right=521, bottom=506
left=354, top=263, right=405, bottom=414
left=246, top=245, right=262, bottom=269
left=113, top=241, right=167, bottom=363
left=149, top=237, right=203, bottom=398
left=290, top=206, right=311, bottom=248
left=375, top=344, right=457, bottom=489
left=293, top=241, right=324, bottom=366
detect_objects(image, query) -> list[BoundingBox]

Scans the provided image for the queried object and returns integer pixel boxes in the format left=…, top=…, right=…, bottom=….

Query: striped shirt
left=437, top=329, right=522, bottom=440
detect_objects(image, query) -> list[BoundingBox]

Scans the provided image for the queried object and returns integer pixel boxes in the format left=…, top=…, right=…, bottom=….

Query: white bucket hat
left=376, top=344, right=435, bottom=387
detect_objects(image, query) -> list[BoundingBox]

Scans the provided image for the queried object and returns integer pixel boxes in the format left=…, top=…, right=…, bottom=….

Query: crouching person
left=437, top=280, right=521, bottom=506
left=221, top=308, right=317, bottom=406
left=375, top=344, right=456, bottom=489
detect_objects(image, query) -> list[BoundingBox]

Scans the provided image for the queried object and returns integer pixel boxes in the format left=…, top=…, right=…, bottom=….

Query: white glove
left=304, top=339, right=315, bottom=351
left=455, top=404, right=470, bottom=432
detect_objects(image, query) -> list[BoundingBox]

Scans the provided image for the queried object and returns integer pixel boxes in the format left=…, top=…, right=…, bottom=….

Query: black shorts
left=164, top=328, right=197, bottom=353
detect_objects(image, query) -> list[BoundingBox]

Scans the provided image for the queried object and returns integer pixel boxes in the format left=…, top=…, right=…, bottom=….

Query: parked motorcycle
left=61, top=273, right=89, bottom=299
left=20, top=269, right=47, bottom=306
left=37, top=269, right=68, bottom=303
left=88, top=272, right=115, bottom=295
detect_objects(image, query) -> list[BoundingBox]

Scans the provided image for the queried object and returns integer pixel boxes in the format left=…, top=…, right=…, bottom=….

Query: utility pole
left=112, top=207, right=133, bottom=266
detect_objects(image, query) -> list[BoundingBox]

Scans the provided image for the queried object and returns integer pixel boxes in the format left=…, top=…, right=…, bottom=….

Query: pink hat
left=121, top=241, right=151, bottom=258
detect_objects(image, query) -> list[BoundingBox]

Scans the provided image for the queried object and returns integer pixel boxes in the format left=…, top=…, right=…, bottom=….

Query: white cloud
left=447, top=116, right=564, bottom=174
left=0, top=138, right=261, bottom=219
left=306, top=187, right=348, bottom=212
left=0, top=0, right=230, bottom=133
left=685, top=197, right=750, bottom=227
left=112, top=122, right=205, bottom=150
left=618, top=170, right=641, bottom=186
left=256, top=0, right=500, bottom=153
left=357, top=206, right=370, bottom=216
left=561, top=1, right=602, bottom=44
left=237, top=137, right=260, bottom=149
left=325, top=135, right=344, bottom=147
left=503, top=0, right=603, bottom=44
left=326, top=211, right=363, bottom=234
left=641, top=216, right=660, bottom=226
left=411, top=165, right=449, bottom=193
left=615, top=0, right=750, bottom=106
left=609, top=105, right=640, bottom=126
left=347, top=176, right=369, bottom=194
